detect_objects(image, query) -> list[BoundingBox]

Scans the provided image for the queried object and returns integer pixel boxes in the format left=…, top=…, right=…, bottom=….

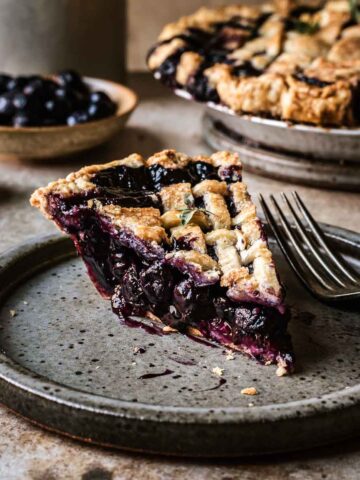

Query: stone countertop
left=0, top=74, right=359, bottom=479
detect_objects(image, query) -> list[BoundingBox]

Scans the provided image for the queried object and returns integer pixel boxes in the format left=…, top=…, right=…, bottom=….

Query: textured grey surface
left=0, top=74, right=359, bottom=477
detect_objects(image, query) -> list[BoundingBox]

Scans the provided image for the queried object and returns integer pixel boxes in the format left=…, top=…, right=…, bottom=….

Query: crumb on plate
left=225, top=350, right=235, bottom=361
left=163, top=325, right=178, bottom=333
left=241, top=387, right=257, bottom=396
left=212, top=367, right=224, bottom=377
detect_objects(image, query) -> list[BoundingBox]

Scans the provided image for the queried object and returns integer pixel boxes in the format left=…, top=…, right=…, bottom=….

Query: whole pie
left=147, top=0, right=360, bottom=127
left=31, top=149, right=294, bottom=375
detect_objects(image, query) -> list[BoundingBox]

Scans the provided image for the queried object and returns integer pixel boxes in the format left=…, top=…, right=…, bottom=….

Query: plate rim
left=0, top=226, right=360, bottom=425
left=174, top=87, right=360, bottom=137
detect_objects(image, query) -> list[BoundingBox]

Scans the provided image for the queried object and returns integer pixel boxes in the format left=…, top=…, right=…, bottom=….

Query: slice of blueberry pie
left=31, top=149, right=294, bottom=375
left=147, top=1, right=360, bottom=127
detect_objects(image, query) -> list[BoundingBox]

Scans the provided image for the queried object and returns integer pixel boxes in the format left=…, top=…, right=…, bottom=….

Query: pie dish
left=30, top=149, right=294, bottom=375
left=147, top=0, right=360, bottom=127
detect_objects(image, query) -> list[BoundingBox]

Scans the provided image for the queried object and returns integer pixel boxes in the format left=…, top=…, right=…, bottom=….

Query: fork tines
left=259, top=192, right=360, bottom=302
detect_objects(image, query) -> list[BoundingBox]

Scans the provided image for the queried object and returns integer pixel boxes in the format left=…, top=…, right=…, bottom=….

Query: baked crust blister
left=31, top=149, right=293, bottom=375
left=147, top=0, right=360, bottom=127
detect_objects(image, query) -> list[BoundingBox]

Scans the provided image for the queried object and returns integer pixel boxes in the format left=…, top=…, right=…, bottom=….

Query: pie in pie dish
left=147, top=0, right=360, bottom=127
left=30, top=149, right=294, bottom=376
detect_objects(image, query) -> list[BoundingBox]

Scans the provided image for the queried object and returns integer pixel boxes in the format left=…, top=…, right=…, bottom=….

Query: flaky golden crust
left=90, top=201, right=168, bottom=245
left=29, top=154, right=146, bottom=218
left=304, top=58, right=360, bottom=83
left=218, top=72, right=286, bottom=117
left=176, top=52, right=203, bottom=86
left=282, top=75, right=353, bottom=125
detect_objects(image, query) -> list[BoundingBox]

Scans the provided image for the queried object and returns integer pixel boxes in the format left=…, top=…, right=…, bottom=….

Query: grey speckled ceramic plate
left=0, top=228, right=359, bottom=457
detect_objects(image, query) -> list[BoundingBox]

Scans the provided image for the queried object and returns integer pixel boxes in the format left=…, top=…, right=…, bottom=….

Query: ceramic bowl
left=0, top=77, right=137, bottom=159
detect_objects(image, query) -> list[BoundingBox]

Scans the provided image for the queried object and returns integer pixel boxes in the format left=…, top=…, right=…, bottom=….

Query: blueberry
left=185, top=27, right=213, bottom=48
left=88, top=90, right=116, bottom=119
left=57, top=69, right=82, bottom=85
left=0, top=74, right=12, bottom=93
left=139, top=262, right=173, bottom=304
left=233, top=304, right=280, bottom=336
left=148, top=164, right=190, bottom=190
left=188, top=161, right=218, bottom=183
left=54, top=87, right=85, bottom=111
left=187, top=74, right=220, bottom=103
left=54, top=87, right=68, bottom=100
left=67, top=110, right=89, bottom=126
left=92, top=165, right=152, bottom=193
left=121, top=265, right=146, bottom=307
left=12, top=92, right=43, bottom=118
left=12, top=112, right=38, bottom=127
left=13, top=93, right=27, bottom=110
left=111, top=250, right=130, bottom=281
left=213, top=296, right=235, bottom=323
left=24, top=78, right=57, bottom=99
left=112, top=286, right=140, bottom=319
left=90, top=91, right=111, bottom=104
left=44, top=98, right=70, bottom=122
left=233, top=62, right=262, bottom=78
left=157, top=48, right=186, bottom=87
left=218, top=164, right=242, bottom=183
left=88, top=101, right=116, bottom=120
left=7, top=76, right=29, bottom=92
left=57, top=69, right=89, bottom=94
left=207, top=317, right=233, bottom=342
left=205, top=49, right=233, bottom=65
left=173, top=279, right=197, bottom=313
left=0, top=92, right=15, bottom=117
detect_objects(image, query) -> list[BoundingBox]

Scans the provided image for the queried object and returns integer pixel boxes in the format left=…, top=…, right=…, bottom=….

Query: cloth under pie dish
left=147, top=0, right=360, bottom=127
left=30, top=149, right=294, bottom=376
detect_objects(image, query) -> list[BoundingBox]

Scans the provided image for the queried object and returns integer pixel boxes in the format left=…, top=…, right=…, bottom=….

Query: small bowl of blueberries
left=0, top=70, right=137, bottom=159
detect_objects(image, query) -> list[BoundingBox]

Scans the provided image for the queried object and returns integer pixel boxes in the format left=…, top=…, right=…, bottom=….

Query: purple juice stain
left=186, top=332, right=219, bottom=349
left=168, top=355, right=197, bottom=366
left=139, top=369, right=174, bottom=380
left=202, top=378, right=227, bottom=391
left=122, top=318, right=164, bottom=336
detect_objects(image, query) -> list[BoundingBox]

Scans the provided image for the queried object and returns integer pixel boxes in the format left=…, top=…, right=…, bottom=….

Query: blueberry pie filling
left=147, top=1, right=360, bottom=127
left=31, top=149, right=294, bottom=375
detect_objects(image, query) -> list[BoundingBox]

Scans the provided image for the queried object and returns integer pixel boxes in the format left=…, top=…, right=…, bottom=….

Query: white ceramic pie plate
left=175, top=89, right=360, bottom=163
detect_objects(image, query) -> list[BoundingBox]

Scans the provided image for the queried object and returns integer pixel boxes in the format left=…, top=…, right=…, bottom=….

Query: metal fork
left=259, top=191, right=360, bottom=303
